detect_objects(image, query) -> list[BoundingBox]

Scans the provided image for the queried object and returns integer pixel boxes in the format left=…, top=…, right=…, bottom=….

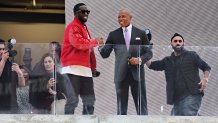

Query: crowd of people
left=0, top=2, right=211, bottom=116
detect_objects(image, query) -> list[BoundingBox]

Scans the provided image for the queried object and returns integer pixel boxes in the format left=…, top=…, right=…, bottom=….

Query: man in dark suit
left=98, top=8, right=152, bottom=115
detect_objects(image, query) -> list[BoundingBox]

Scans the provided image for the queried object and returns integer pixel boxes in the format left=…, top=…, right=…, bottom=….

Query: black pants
left=67, top=74, right=95, bottom=115
left=64, top=74, right=78, bottom=114
left=115, top=70, right=148, bottom=115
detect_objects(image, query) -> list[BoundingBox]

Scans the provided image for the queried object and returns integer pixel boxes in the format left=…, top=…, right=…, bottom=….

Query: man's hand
left=92, top=69, right=100, bottom=77
left=0, top=51, right=9, bottom=77
left=199, top=78, right=208, bottom=91
left=128, top=57, right=141, bottom=65
left=12, top=63, right=23, bottom=76
left=1, top=50, right=9, bottom=62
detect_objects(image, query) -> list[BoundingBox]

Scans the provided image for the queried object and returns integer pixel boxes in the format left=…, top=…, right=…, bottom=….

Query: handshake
left=92, top=37, right=103, bottom=78
left=96, top=37, right=104, bottom=47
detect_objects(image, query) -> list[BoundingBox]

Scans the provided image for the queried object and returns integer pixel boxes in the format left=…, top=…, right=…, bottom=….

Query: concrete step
left=0, top=115, right=218, bottom=123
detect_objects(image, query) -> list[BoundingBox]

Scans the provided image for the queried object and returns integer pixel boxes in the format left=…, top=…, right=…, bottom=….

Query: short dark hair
left=0, top=39, right=5, bottom=45
left=74, top=3, right=86, bottom=13
left=171, top=33, right=184, bottom=42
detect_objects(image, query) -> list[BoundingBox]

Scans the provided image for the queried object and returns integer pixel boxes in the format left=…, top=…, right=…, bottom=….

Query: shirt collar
left=122, top=24, right=132, bottom=31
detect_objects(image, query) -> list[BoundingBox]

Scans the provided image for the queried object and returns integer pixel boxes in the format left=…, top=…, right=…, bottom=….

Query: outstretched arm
left=98, top=33, right=114, bottom=58
left=68, top=26, right=103, bottom=50
left=145, top=58, right=166, bottom=71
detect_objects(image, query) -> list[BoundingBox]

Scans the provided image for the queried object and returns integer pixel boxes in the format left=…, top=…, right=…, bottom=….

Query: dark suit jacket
left=99, top=26, right=152, bottom=85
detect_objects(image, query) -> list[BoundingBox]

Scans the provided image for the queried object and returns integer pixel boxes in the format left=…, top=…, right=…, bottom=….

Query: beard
left=172, top=45, right=184, bottom=53
left=78, top=16, right=87, bottom=24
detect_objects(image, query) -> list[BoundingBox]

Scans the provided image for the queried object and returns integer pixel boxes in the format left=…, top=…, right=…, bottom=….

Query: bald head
left=119, top=8, right=132, bottom=17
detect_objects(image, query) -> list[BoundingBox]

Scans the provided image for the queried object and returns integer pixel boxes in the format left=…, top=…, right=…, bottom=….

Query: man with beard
left=145, top=33, right=211, bottom=116
left=61, top=3, right=103, bottom=114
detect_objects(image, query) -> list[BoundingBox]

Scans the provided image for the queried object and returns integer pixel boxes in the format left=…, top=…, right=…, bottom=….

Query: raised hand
left=1, top=50, right=9, bottom=62
left=12, top=63, right=23, bottom=76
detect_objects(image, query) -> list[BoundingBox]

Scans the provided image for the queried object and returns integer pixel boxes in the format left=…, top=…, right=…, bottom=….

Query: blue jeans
left=171, top=94, right=202, bottom=116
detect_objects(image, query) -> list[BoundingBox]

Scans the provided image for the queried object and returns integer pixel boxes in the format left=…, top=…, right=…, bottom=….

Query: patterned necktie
left=124, top=28, right=130, bottom=50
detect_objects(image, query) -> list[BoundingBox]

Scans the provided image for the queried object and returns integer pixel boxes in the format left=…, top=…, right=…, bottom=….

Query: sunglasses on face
left=78, top=10, right=90, bottom=14
left=173, top=40, right=183, bottom=43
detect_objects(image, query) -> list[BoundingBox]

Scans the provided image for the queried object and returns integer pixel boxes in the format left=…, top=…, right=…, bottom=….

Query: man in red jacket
left=61, top=3, right=103, bottom=114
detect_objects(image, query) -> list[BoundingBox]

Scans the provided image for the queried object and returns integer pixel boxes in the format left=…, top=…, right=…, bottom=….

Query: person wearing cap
left=60, top=3, right=104, bottom=114
left=145, top=33, right=211, bottom=116
left=99, top=8, right=152, bottom=115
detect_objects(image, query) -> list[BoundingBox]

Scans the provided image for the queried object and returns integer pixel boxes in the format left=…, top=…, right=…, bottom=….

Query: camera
left=7, top=38, right=17, bottom=57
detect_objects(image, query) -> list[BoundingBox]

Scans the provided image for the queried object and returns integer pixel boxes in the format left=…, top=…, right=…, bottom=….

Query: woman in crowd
left=29, top=53, right=67, bottom=114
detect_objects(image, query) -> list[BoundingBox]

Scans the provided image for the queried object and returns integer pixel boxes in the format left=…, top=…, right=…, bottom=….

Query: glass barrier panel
left=3, top=43, right=216, bottom=116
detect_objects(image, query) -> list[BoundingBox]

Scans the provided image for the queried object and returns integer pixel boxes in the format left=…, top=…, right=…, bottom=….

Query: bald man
left=99, top=9, right=152, bottom=115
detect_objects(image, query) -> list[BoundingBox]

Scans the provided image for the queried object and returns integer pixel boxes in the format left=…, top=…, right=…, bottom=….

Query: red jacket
left=61, top=18, right=98, bottom=70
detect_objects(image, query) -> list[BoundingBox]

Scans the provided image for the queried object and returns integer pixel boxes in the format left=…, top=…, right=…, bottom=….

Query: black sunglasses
left=78, top=10, right=90, bottom=14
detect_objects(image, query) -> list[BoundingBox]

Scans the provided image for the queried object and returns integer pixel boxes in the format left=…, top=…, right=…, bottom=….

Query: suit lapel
left=129, top=26, right=141, bottom=53
left=118, top=28, right=125, bottom=44
left=130, top=26, right=136, bottom=45
left=130, top=26, right=142, bottom=45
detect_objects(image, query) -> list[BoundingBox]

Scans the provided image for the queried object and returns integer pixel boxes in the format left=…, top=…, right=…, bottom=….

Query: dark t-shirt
left=0, top=60, right=18, bottom=111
